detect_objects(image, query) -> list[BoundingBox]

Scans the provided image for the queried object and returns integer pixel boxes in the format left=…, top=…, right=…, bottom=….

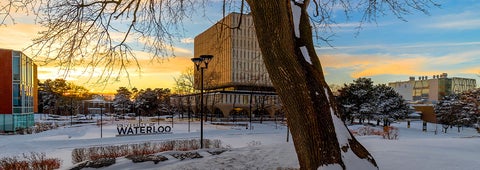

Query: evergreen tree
left=337, top=78, right=376, bottom=123
left=459, top=89, right=480, bottom=128
left=39, top=79, right=92, bottom=115
left=435, top=89, right=480, bottom=132
left=373, top=84, right=409, bottom=126
left=113, top=87, right=133, bottom=115
left=133, top=88, right=171, bottom=116
left=435, top=94, right=461, bottom=133
left=337, top=79, right=408, bottom=125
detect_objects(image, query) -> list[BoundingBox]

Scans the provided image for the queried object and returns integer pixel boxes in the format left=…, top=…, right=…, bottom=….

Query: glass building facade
left=0, top=49, right=37, bottom=132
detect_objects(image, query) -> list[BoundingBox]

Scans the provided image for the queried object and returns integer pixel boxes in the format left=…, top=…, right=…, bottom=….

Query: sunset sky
left=1, top=0, right=479, bottom=93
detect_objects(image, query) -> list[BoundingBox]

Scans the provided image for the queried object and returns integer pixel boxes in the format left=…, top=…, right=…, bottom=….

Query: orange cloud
left=0, top=23, right=42, bottom=51
left=37, top=49, right=193, bottom=92
left=319, top=49, right=480, bottom=79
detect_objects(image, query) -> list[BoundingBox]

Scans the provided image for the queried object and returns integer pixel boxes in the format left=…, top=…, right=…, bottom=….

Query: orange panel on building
left=413, top=105, right=437, bottom=123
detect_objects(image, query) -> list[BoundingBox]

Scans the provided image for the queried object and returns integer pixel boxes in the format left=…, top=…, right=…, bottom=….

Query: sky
left=0, top=0, right=479, bottom=93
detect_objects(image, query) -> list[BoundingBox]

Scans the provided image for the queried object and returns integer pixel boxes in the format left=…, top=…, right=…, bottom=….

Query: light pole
left=70, top=96, right=73, bottom=127
left=100, top=102, right=103, bottom=138
left=191, top=54, right=213, bottom=149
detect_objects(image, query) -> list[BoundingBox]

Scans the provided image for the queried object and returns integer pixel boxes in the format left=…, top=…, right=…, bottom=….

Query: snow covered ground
left=1, top=116, right=479, bottom=170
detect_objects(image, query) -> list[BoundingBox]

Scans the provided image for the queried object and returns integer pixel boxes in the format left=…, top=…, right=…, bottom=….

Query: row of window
left=12, top=52, right=35, bottom=84
left=231, top=14, right=255, bottom=39
left=233, top=37, right=259, bottom=51
left=181, top=93, right=281, bottom=106
left=12, top=52, right=36, bottom=114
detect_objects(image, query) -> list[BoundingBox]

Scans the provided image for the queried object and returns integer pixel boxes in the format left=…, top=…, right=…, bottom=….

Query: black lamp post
left=100, top=102, right=103, bottom=138
left=191, top=54, right=213, bottom=149
left=70, top=96, right=74, bottom=127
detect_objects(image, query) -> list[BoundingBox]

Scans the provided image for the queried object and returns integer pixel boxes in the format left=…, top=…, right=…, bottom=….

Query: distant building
left=0, top=49, right=38, bottom=132
left=194, top=13, right=272, bottom=90
left=172, top=13, right=283, bottom=118
left=81, top=95, right=113, bottom=115
left=388, top=73, right=476, bottom=103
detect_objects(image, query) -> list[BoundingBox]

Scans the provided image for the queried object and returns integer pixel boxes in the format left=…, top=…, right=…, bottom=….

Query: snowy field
left=1, top=116, right=479, bottom=170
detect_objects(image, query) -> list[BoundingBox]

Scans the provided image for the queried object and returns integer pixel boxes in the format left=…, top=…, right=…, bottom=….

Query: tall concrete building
left=172, top=13, right=282, bottom=118
left=0, top=49, right=38, bottom=132
left=388, top=73, right=476, bottom=103
left=194, top=12, right=272, bottom=90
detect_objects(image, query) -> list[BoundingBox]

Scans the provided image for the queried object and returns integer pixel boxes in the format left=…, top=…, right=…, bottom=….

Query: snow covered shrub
left=131, top=142, right=156, bottom=155
left=174, top=139, right=199, bottom=151
left=73, top=146, right=126, bottom=164
left=71, top=139, right=225, bottom=164
left=72, top=148, right=87, bottom=164
left=27, top=154, right=61, bottom=170
left=0, top=157, right=29, bottom=170
left=104, top=145, right=128, bottom=158
left=23, top=123, right=58, bottom=134
left=87, top=147, right=103, bottom=160
left=210, top=139, right=222, bottom=149
left=160, top=141, right=175, bottom=152
left=15, top=127, right=33, bottom=135
left=382, top=126, right=399, bottom=140
left=355, top=126, right=383, bottom=136
left=0, top=152, right=60, bottom=170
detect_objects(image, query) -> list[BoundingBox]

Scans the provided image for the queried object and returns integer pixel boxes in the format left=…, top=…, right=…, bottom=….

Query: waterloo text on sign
left=116, top=123, right=172, bottom=136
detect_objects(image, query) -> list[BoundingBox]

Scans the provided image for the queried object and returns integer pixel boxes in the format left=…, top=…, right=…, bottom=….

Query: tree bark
left=246, top=0, right=378, bottom=169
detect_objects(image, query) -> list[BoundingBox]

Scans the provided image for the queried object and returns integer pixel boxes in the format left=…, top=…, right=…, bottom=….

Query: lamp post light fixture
left=191, top=54, right=213, bottom=149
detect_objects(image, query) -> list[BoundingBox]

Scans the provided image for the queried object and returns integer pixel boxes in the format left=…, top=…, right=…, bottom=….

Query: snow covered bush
left=355, top=126, right=382, bottom=136
left=71, top=148, right=87, bottom=164
left=352, top=125, right=399, bottom=140
left=382, top=126, right=399, bottom=140
left=11, top=123, right=61, bottom=135
left=71, top=139, right=224, bottom=164
left=0, top=152, right=60, bottom=170
left=0, top=157, right=29, bottom=170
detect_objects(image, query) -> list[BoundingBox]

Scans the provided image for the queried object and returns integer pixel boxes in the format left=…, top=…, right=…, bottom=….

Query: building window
left=12, top=57, right=20, bottom=81
left=13, top=84, right=21, bottom=107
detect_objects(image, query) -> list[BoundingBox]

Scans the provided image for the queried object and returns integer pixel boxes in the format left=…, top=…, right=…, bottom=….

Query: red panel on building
left=0, top=49, right=13, bottom=114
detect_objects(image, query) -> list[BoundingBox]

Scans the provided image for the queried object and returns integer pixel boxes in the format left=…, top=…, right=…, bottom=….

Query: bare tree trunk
left=246, top=1, right=377, bottom=169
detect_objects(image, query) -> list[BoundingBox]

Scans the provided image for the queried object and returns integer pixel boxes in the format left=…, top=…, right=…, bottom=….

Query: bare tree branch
left=22, top=0, right=198, bottom=87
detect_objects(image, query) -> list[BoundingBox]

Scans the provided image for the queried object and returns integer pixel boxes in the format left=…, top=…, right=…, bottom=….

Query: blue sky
left=1, top=0, right=479, bottom=92
left=314, top=0, right=480, bottom=85
left=175, top=0, right=480, bottom=87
